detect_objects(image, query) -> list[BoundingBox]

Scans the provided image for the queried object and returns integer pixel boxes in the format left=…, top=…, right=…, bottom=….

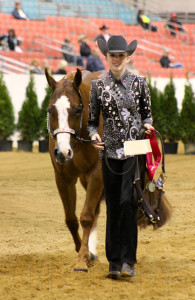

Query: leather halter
left=47, top=84, right=96, bottom=144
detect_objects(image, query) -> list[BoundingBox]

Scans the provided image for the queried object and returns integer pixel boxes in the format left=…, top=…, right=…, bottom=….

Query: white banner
left=124, top=139, right=152, bottom=156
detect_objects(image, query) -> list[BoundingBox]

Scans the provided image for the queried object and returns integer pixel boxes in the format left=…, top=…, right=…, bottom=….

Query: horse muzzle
left=54, top=148, right=73, bottom=164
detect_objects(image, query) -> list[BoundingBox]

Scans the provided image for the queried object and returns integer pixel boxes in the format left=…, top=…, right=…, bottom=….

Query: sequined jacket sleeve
left=87, top=80, right=101, bottom=138
left=139, top=76, right=153, bottom=125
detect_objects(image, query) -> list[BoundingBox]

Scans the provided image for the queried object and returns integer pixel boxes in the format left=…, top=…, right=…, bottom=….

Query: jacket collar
left=105, top=69, right=129, bottom=88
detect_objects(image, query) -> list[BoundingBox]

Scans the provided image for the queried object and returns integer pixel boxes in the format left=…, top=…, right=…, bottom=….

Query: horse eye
left=70, top=106, right=82, bottom=116
left=76, top=106, right=82, bottom=114
left=47, top=107, right=55, bottom=116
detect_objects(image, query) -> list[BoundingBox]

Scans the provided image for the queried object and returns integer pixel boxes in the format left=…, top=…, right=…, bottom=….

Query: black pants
left=102, top=157, right=138, bottom=265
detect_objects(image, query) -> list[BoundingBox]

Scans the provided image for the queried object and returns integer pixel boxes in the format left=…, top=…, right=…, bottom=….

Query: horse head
left=45, top=68, right=83, bottom=164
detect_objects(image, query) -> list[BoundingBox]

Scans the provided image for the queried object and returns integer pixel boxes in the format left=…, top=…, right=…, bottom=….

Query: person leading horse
left=87, top=35, right=154, bottom=279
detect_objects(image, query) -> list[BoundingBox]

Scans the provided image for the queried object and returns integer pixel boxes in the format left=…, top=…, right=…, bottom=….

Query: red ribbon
left=146, top=130, right=161, bottom=181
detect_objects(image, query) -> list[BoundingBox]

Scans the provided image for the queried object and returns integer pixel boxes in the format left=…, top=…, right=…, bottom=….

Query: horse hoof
left=74, top=261, right=88, bottom=273
left=73, top=268, right=88, bottom=273
left=90, top=252, right=99, bottom=261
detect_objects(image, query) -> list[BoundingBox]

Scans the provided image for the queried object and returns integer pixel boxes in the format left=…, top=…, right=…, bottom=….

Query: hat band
left=108, top=49, right=126, bottom=53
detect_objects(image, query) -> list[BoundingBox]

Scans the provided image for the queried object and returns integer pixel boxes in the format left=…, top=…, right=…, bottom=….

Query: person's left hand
left=144, top=123, right=154, bottom=135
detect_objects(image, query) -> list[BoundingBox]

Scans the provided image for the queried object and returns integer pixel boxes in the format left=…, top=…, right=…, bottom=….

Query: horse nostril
left=67, top=149, right=73, bottom=159
left=54, top=148, right=72, bottom=164
left=54, top=149, right=65, bottom=163
left=54, top=148, right=58, bottom=158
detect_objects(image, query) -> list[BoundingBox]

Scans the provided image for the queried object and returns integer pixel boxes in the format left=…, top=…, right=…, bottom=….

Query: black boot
left=107, top=262, right=121, bottom=279
left=121, top=263, right=135, bottom=277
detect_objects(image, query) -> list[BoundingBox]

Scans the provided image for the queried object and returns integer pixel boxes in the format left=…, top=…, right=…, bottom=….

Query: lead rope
left=104, top=150, right=136, bottom=175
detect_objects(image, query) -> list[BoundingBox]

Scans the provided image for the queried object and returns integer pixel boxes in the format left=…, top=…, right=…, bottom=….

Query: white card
left=124, top=139, right=152, bottom=156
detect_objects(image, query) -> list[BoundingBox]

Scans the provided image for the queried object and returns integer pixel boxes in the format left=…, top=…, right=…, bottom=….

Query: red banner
left=146, top=130, right=161, bottom=181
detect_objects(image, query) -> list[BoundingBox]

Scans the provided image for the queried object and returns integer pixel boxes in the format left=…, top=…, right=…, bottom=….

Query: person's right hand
left=91, top=134, right=104, bottom=150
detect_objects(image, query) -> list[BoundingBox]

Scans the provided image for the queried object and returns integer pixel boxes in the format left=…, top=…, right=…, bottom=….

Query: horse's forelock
left=63, top=79, right=75, bottom=93
left=61, top=78, right=82, bottom=106
left=52, top=72, right=84, bottom=107
left=50, top=79, right=71, bottom=103
left=63, top=78, right=71, bottom=87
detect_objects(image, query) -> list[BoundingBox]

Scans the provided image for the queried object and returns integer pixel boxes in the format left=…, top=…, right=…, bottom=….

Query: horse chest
left=73, top=147, right=99, bottom=173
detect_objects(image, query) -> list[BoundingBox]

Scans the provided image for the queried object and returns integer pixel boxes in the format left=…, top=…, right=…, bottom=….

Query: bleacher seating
left=0, top=0, right=138, bottom=24
left=0, top=12, right=195, bottom=77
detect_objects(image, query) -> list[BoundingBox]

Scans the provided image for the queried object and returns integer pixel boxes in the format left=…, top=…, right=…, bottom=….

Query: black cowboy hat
left=64, top=38, right=70, bottom=43
left=99, top=25, right=109, bottom=30
left=97, top=35, right=137, bottom=56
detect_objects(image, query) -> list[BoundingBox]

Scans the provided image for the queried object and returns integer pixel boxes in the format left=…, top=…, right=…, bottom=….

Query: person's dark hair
left=8, top=29, right=16, bottom=37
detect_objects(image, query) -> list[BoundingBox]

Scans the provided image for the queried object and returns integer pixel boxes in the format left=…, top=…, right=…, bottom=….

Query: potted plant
left=39, top=85, right=52, bottom=152
left=180, top=80, right=195, bottom=154
left=160, top=76, right=180, bottom=154
left=0, top=73, right=15, bottom=151
left=17, top=74, right=41, bottom=152
left=147, top=77, right=164, bottom=134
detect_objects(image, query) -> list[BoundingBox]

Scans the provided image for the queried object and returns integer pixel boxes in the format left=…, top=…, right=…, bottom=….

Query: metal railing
left=0, top=54, right=30, bottom=74
left=137, top=44, right=170, bottom=61
left=140, top=40, right=176, bottom=59
left=158, top=12, right=195, bottom=25
left=113, top=0, right=195, bottom=24
left=53, top=3, right=122, bottom=19
left=32, top=36, right=79, bottom=65
left=114, top=0, right=160, bottom=20
left=118, top=0, right=158, bottom=12
left=162, top=21, right=194, bottom=45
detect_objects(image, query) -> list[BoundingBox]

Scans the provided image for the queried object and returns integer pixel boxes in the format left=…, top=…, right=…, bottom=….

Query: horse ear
left=45, top=68, right=56, bottom=90
left=74, top=68, right=82, bottom=88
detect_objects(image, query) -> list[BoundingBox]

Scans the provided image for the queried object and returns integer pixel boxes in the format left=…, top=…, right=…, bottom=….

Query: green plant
left=160, top=76, right=180, bottom=142
left=40, top=85, right=52, bottom=140
left=17, top=74, right=41, bottom=141
left=0, top=73, right=15, bottom=140
left=147, top=77, right=164, bottom=133
left=180, top=81, right=195, bottom=143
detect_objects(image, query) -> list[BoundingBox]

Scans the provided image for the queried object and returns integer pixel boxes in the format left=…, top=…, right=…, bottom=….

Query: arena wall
left=154, top=0, right=195, bottom=13
left=134, top=0, right=195, bottom=13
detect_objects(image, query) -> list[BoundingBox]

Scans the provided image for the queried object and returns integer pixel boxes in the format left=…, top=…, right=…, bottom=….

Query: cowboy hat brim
left=97, top=39, right=137, bottom=56
left=99, top=25, right=109, bottom=30
left=126, top=40, right=138, bottom=56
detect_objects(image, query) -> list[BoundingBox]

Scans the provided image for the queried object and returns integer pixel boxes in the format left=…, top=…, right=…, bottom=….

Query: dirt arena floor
left=0, top=149, right=194, bottom=300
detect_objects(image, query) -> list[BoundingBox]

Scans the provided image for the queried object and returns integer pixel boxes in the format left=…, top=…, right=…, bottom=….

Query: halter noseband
left=48, top=125, right=76, bottom=139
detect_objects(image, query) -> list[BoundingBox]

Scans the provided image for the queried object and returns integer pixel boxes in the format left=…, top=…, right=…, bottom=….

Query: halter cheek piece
left=47, top=84, right=96, bottom=144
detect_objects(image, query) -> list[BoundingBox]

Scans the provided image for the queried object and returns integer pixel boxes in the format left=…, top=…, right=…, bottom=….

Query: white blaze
left=54, top=95, right=71, bottom=155
left=88, top=226, right=97, bottom=255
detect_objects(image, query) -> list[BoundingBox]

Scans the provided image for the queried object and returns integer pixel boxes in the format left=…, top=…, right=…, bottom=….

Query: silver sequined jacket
left=87, top=70, right=153, bottom=160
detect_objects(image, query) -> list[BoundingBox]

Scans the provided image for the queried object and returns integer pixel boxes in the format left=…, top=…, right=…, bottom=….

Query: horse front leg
left=74, top=175, right=104, bottom=272
left=55, top=170, right=81, bottom=253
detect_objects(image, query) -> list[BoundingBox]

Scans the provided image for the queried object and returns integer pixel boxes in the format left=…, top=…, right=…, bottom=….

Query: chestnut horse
left=45, top=68, right=107, bottom=272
